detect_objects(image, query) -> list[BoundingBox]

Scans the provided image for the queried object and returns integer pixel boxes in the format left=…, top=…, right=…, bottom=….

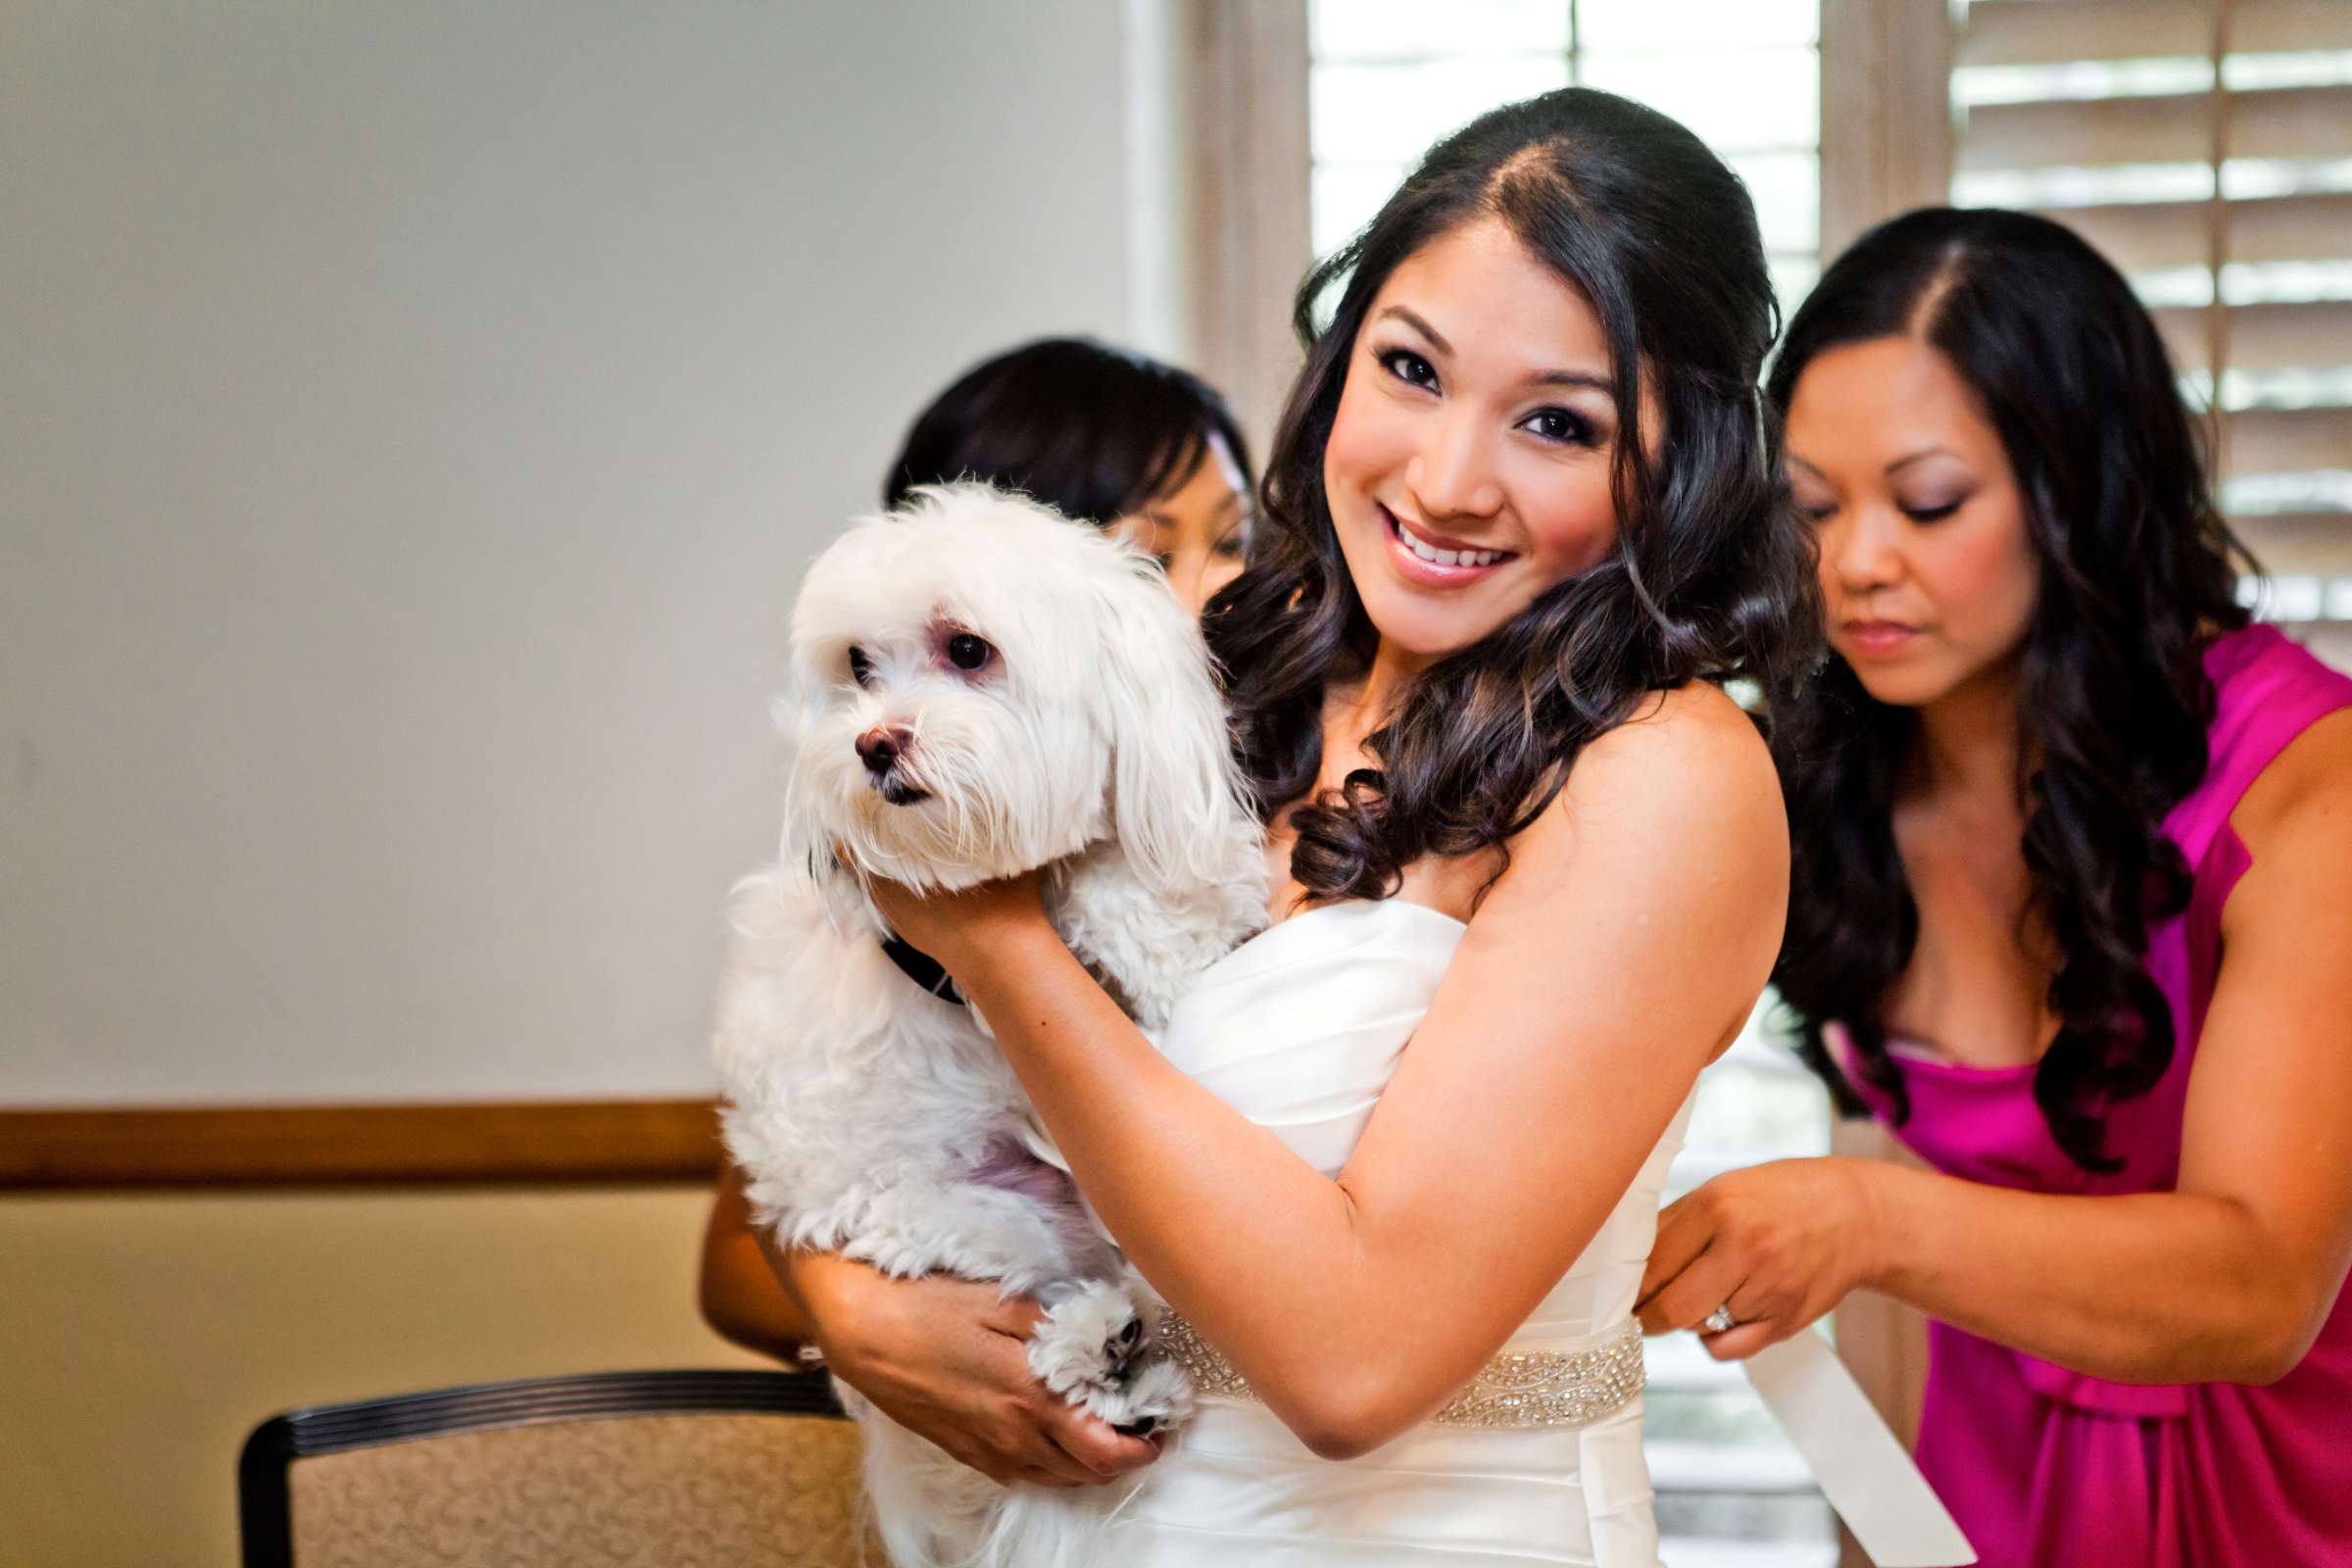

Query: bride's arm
left=876, top=686, right=1787, bottom=1459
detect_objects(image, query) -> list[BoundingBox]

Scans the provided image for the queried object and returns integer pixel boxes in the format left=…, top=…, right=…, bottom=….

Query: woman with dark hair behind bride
left=1640, top=207, right=2352, bottom=1568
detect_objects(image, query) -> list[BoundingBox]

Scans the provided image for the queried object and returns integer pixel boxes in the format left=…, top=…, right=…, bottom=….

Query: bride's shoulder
left=1563, top=681, right=1776, bottom=805
left=1501, top=682, right=1785, bottom=899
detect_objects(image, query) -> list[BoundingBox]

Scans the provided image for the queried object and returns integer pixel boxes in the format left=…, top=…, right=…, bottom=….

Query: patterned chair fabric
left=242, top=1370, right=874, bottom=1568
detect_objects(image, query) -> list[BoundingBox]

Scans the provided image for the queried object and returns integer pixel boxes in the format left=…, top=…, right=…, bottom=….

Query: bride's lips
left=1381, top=504, right=1515, bottom=588
left=1840, top=618, right=1923, bottom=658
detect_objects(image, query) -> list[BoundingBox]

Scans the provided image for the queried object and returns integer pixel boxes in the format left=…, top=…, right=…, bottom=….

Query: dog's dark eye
left=946, top=633, right=993, bottom=672
left=847, top=646, right=874, bottom=688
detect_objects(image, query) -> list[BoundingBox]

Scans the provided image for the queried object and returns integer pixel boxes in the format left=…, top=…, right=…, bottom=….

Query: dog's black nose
left=856, top=725, right=910, bottom=774
left=1114, top=1417, right=1159, bottom=1439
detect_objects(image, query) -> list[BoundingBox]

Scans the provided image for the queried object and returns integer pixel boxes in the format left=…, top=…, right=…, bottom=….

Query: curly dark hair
left=1201, top=87, right=1817, bottom=905
left=1766, top=208, right=2255, bottom=1171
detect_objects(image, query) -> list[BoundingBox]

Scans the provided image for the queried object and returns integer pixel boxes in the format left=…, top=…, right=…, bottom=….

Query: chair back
left=239, top=1368, right=868, bottom=1567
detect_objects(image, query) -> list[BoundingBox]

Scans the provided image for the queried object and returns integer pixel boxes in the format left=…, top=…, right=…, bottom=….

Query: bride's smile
left=1323, top=215, right=1652, bottom=669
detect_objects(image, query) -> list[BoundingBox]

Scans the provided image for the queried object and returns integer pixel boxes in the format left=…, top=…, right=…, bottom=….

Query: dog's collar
left=880, top=933, right=966, bottom=1006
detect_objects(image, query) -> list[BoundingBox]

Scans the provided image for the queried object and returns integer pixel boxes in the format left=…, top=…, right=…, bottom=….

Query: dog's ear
left=1094, top=562, right=1252, bottom=896
left=772, top=684, right=825, bottom=858
left=772, top=673, right=867, bottom=932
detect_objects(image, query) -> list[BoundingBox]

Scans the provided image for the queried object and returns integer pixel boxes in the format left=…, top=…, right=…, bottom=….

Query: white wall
left=0, top=1, right=1147, bottom=1102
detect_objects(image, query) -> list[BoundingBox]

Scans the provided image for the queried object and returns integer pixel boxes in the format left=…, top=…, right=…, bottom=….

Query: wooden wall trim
left=0, top=1100, right=725, bottom=1190
left=1820, top=0, right=1956, bottom=260
left=1181, top=0, right=1311, bottom=455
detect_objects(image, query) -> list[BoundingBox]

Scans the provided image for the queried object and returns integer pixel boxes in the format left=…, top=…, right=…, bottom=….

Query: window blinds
left=1953, top=0, right=2352, bottom=621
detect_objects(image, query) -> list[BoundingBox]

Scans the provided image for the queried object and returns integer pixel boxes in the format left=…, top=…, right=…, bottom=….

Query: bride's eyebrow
left=1376, top=305, right=1451, bottom=354
left=1377, top=305, right=1610, bottom=396
left=1529, top=368, right=1612, bottom=394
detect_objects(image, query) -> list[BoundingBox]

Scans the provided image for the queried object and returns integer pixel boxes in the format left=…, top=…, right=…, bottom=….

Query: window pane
left=1771, top=254, right=1823, bottom=318
left=1579, top=48, right=1820, bottom=150
left=1952, top=160, right=2216, bottom=209
left=1954, top=58, right=2212, bottom=109
left=1310, top=0, right=1570, bottom=63
left=2223, top=367, right=2352, bottom=413
left=1727, top=150, right=1820, bottom=256
left=2228, top=470, right=2352, bottom=514
left=2221, top=155, right=2352, bottom=201
left=1312, top=162, right=1409, bottom=260
left=2221, top=49, right=2352, bottom=92
left=2222, top=259, right=2352, bottom=306
left=1311, top=56, right=1572, bottom=166
left=1578, top=0, right=1817, bottom=51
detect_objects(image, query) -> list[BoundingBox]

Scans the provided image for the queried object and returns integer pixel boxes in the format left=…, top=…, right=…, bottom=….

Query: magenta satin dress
left=1839, top=625, right=2352, bottom=1568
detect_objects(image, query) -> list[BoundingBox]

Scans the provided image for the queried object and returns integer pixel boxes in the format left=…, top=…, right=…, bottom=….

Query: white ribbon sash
left=1740, top=1327, right=1977, bottom=1566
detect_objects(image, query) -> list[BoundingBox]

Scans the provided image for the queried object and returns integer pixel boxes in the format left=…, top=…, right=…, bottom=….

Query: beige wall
left=0, top=0, right=1149, bottom=1107
left=0, top=1184, right=766, bottom=1567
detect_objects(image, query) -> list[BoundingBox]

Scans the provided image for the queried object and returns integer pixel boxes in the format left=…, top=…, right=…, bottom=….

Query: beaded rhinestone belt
left=1155, top=1315, right=1646, bottom=1431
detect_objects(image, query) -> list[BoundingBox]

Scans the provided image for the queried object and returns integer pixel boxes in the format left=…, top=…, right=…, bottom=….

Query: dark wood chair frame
left=237, top=1367, right=848, bottom=1568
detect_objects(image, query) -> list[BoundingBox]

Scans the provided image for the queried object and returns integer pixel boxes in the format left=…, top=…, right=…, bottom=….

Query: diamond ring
left=1701, top=1304, right=1737, bottom=1335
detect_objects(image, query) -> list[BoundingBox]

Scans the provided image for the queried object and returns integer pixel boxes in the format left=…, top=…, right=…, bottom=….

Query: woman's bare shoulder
left=2232, top=704, right=2352, bottom=858
left=1495, top=682, right=1786, bottom=907
left=1569, top=682, right=1778, bottom=815
left=1461, top=683, right=1786, bottom=1065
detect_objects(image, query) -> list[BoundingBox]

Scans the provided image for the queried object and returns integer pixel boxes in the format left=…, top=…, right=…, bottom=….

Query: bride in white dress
left=854, top=87, right=1810, bottom=1566
left=1117, top=898, right=1694, bottom=1564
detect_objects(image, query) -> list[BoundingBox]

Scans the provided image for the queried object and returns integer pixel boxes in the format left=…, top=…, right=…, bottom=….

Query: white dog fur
left=712, top=483, right=1267, bottom=1568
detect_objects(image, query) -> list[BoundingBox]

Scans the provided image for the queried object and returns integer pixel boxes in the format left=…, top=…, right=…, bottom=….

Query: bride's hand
left=858, top=864, right=1047, bottom=971
left=781, top=1250, right=1160, bottom=1488
left=1634, top=1156, right=1887, bottom=1360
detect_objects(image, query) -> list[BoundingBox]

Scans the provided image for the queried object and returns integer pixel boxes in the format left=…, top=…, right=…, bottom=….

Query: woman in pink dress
left=1637, top=207, right=2352, bottom=1566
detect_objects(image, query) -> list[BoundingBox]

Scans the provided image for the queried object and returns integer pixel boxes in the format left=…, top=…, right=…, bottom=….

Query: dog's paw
left=1026, top=1279, right=1147, bottom=1396
left=1026, top=1280, right=1194, bottom=1439
left=1086, top=1351, right=1195, bottom=1440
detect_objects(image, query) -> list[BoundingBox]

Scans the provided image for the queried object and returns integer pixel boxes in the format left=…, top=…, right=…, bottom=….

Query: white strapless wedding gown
left=1113, top=898, right=1691, bottom=1568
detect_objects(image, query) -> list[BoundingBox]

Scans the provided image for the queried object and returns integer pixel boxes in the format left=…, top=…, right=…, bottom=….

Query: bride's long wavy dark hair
left=1767, top=208, right=2254, bottom=1171
left=1202, top=88, right=1816, bottom=902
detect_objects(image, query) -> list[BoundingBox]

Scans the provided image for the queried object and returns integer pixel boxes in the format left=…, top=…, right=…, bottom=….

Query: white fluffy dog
left=712, top=483, right=1267, bottom=1568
